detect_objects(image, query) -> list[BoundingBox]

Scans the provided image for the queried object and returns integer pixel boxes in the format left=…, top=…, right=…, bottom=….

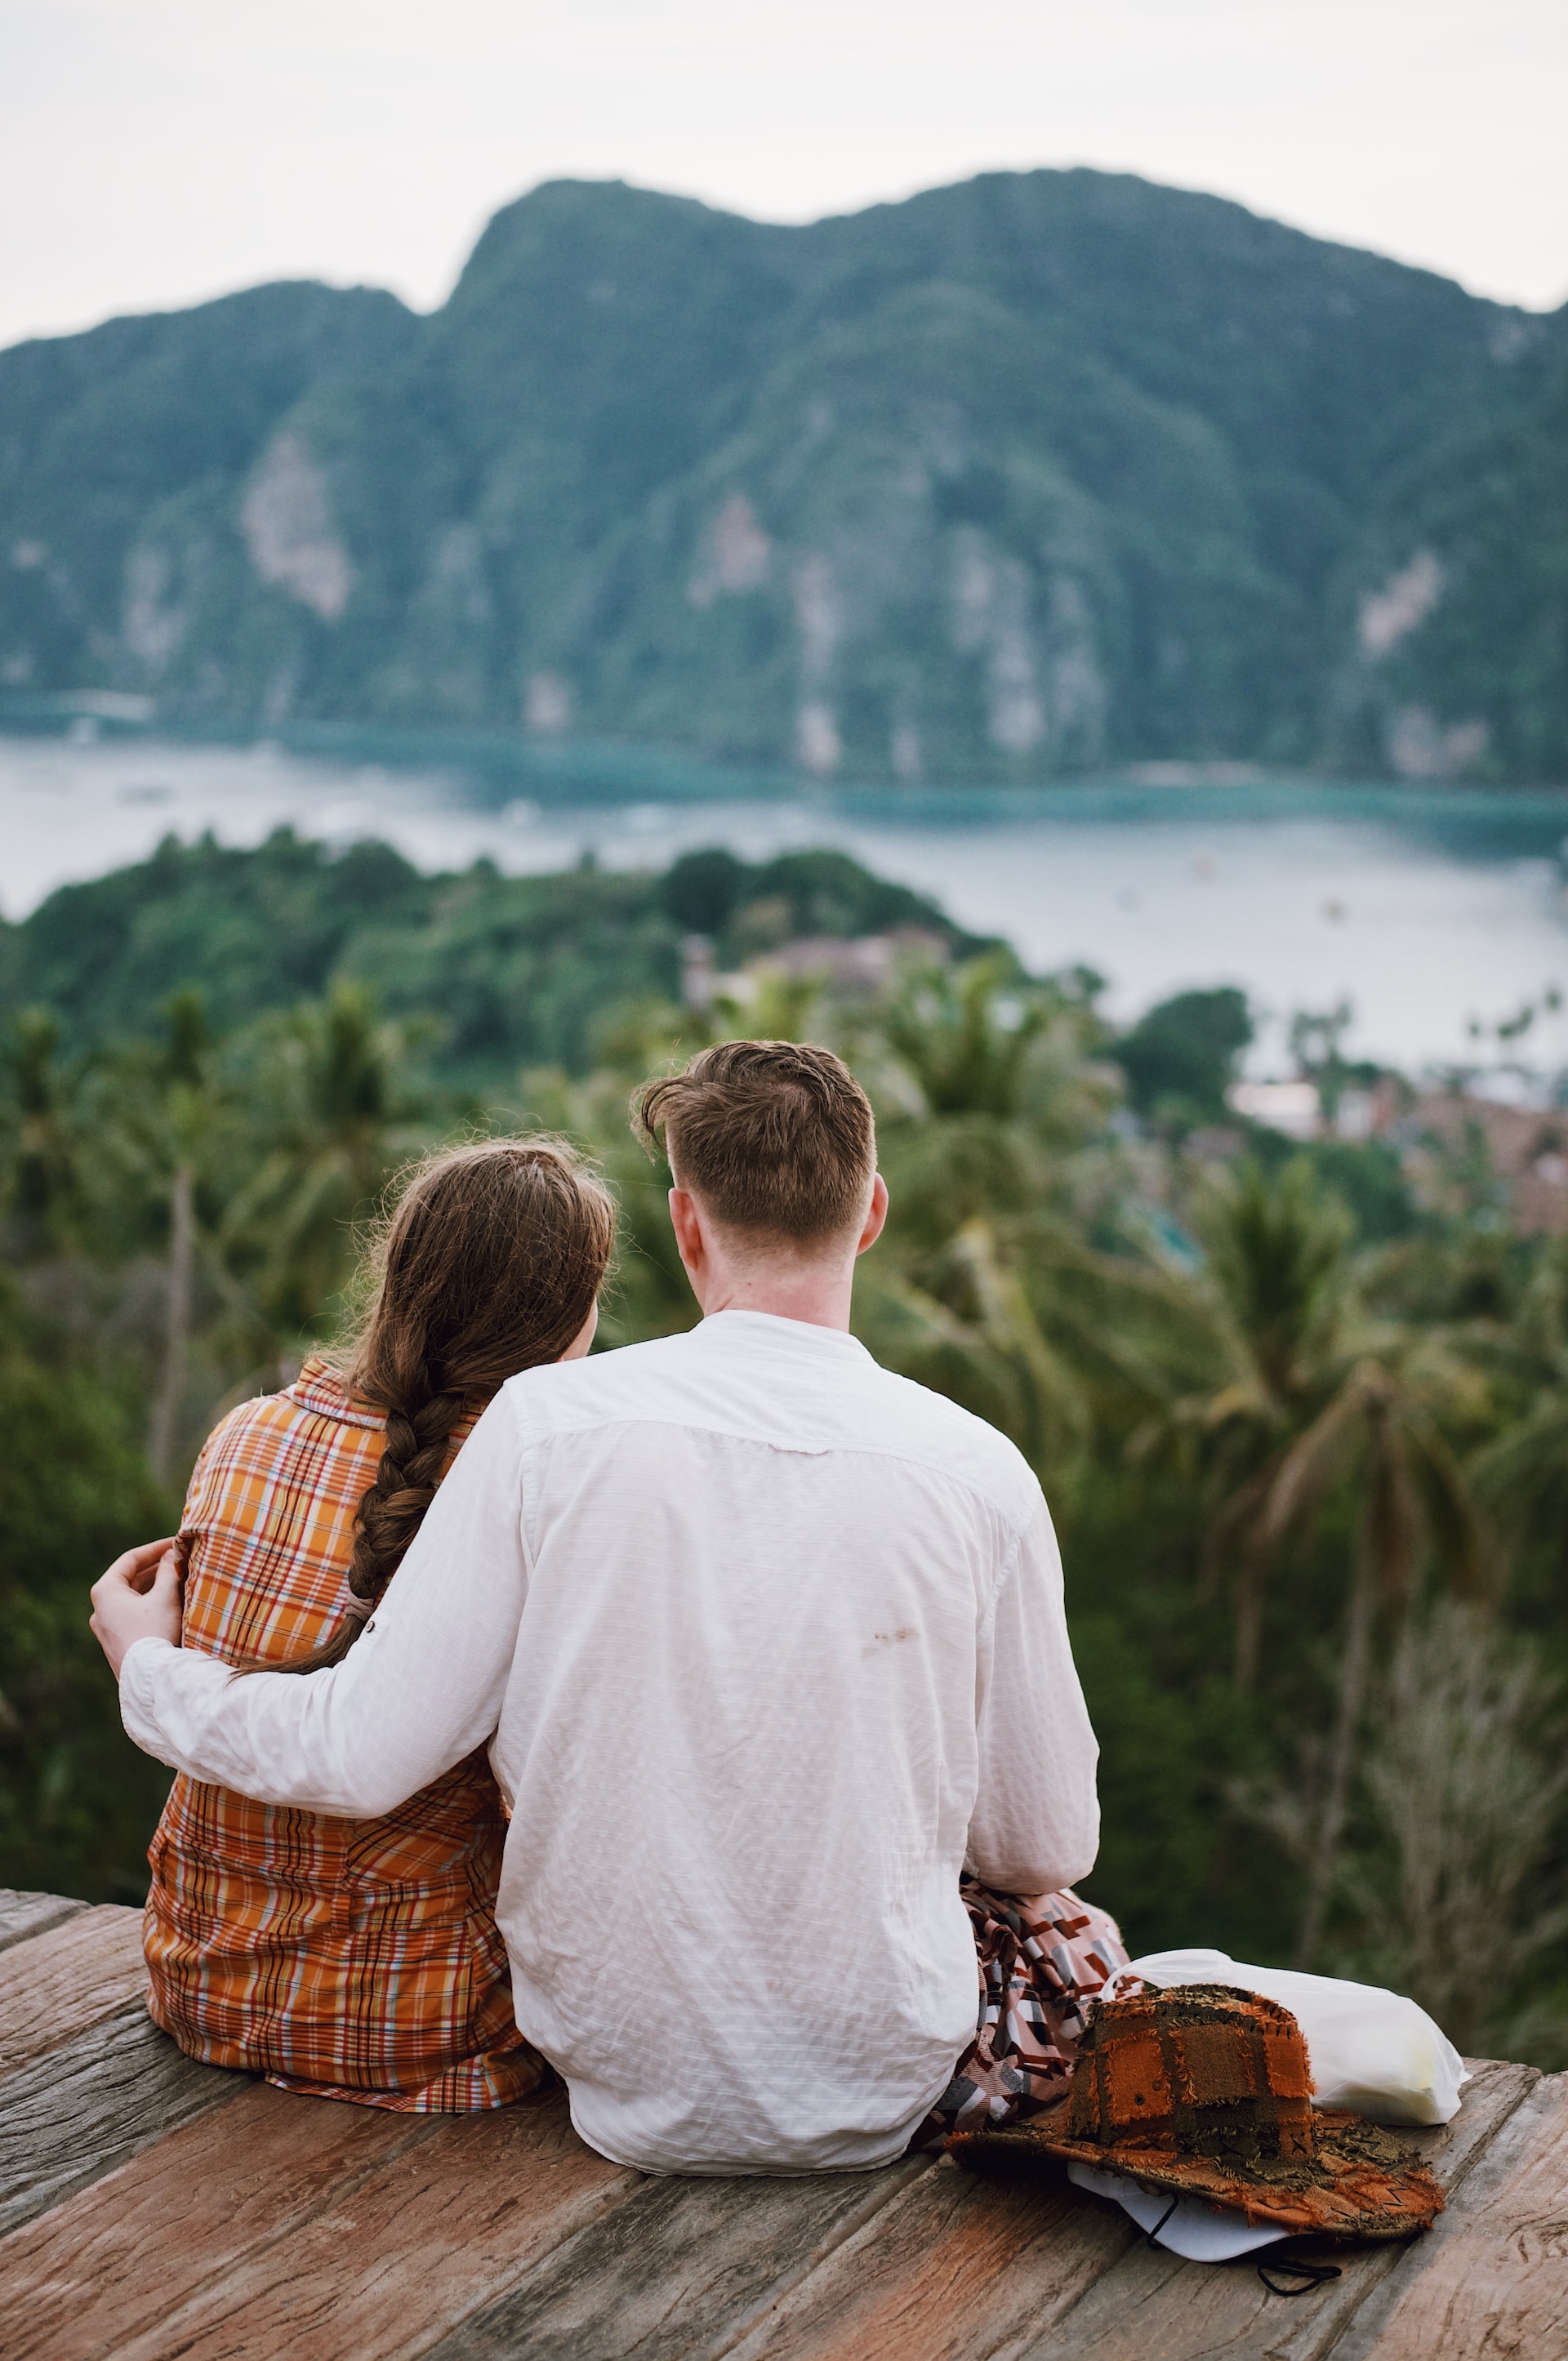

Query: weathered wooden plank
left=0, top=1904, right=146, bottom=2080
left=1004, top=2058, right=1541, bottom=2361
left=725, top=2150, right=1138, bottom=2361
left=0, top=1891, right=87, bottom=1955
left=1332, top=2070, right=1568, bottom=2361
left=100, top=2090, right=640, bottom=2361
left=0, top=2080, right=428, bottom=2360
left=425, top=2155, right=933, bottom=2361
left=1264, top=2059, right=1546, bottom=2361
left=0, top=2007, right=240, bottom=2237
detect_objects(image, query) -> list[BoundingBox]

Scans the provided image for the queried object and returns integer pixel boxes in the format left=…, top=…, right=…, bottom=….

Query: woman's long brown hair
left=261, top=1138, right=615, bottom=1674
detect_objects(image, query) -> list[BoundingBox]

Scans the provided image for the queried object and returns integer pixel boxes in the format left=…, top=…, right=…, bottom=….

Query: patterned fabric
left=143, top=1356, right=547, bottom=2113
left=951, top=1985, right=1446, bottom=2241
left=1065, top=1984, right=1315, bottom=2156
left=913, top=1882, right=1129, bottom=2146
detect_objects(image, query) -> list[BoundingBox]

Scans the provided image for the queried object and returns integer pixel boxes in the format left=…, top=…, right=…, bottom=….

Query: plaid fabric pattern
left=913, top=1881, right=1129, bottom=2145
left=143, top=1356, right=546, bottom=2113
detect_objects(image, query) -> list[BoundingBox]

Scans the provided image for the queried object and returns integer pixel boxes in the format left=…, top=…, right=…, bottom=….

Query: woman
left=141, top=1138, right=615, bottom=2111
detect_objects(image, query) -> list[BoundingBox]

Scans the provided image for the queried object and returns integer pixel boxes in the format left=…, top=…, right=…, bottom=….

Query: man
left=92, top=1040, right=1119, bottom=2173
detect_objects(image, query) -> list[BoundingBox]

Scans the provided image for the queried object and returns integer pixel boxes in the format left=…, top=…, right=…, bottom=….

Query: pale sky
left=2, top=0, right=1565, bottom=353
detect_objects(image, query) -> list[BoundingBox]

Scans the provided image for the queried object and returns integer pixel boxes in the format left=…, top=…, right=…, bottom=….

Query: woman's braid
left=349, top=1386, right=469, bottom=1605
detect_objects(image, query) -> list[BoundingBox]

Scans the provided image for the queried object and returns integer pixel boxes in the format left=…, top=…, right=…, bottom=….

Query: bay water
left=3, top=728, right=1566, bottom=1081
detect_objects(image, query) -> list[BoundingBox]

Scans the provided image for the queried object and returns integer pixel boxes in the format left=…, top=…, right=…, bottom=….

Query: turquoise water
left=2, top=724, right=1566, bottom=1079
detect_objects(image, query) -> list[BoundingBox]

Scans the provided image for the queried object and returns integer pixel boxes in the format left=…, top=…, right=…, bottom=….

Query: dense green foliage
left=1116, top=987, right=1254, bottom=1125
left=2, top=836, right=1566, bottom=2070
left=0, top=831, right=972, bottom=1085
left=0, top=1275, right=175, bottom=1895
left=2, top=172, right=1564, bottom=780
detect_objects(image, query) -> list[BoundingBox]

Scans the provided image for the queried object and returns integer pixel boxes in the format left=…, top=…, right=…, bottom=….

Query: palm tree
left=885, top=956, right=1049, bottom=1119
left=862, top=960, right=1196, bottom=1482
left=1173, top=1160, right=1499, bottom=1959
left=84, top=991, right=264, bottom=1480
left=220, top=984, right=413, bottom=1352
left=1169, top=1160, right=1352, bottom=1686
left=1340, top=1603, right=1568, bottom=2051
left=1466, top=1238, right=1568, bottom=1551
left=1, top=1010, right=82, bottom=1253
left=1262, top=1348, right=1500, bottom=1962
left=145, top=990, right=211, bottom=1483
left=866, top=1197, right=1213, bottom=1482
left=715, top=969, right=822, bottom=1047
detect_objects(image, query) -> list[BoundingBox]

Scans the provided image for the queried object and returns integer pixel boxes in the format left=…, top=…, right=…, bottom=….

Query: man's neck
left=697, top=1264, right=856, bottom=1332
left=669, top=1179, right=883, bottom=1334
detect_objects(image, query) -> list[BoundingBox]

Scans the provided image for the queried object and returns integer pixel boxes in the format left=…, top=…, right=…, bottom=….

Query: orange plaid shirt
left=143, top=1356, right=546, bottom=2111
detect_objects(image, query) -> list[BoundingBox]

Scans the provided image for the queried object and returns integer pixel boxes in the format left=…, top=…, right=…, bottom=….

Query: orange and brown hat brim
left=949, top=2100, right=1445, bottom=2241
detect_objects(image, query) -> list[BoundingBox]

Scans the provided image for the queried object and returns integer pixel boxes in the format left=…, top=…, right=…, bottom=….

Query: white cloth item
left=1128, top=1949, right=1469, bottom=2125
left=1066, top=2162, right=1289, bottom=2261
left=121, top=1309, right=1101, bottom=2176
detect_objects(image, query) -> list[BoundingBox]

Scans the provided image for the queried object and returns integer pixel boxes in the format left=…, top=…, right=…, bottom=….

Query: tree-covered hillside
left=2, top=172, right=1564, bottom=780
left=1330, top=342, right=1568, bottom=782
left=0, top=831, right=974, bottom=1085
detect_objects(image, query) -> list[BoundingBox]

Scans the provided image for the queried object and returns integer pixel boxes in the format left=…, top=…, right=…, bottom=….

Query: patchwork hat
left=948, top=1985, right=1445, bottom=2240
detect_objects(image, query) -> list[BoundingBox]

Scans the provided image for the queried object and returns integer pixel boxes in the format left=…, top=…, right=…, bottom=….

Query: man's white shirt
left=121, top=1309, right=1100, bottom=2173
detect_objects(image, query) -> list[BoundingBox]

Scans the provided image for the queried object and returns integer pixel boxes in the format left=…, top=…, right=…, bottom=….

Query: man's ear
left=668, top=1185, right=706, bottom=1279
left=856, top=1174, right=889, bottom=1257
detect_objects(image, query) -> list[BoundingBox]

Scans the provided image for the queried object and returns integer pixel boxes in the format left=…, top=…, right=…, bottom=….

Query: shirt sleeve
left=965, top=1495, right=1100, bottom=1895
left=119, top=1388, right=531, bottom=1820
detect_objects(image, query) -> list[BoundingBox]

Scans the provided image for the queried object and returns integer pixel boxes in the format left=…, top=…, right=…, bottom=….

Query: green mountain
left=2, top=172, right=1564, bottom=782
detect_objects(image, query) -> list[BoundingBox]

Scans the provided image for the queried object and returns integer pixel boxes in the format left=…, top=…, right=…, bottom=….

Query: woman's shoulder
left=185, top=1358, right=384, bottom=1507
left=203, top=1356, right=381, bottom=1448
left=180, top=1359, right=386, bottom=1645
left=287, top=1355, right=385, bottom=1432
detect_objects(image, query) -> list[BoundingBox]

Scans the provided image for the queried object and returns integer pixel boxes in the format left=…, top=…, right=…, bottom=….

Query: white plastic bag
left=1127, top=1947, right=1468, bottom=2126
left=1065, top=2161, right=1289, bottom=2261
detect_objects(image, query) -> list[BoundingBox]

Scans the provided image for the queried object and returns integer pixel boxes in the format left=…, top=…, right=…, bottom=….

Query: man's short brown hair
left=633, top=1040, right=875, bottom=1242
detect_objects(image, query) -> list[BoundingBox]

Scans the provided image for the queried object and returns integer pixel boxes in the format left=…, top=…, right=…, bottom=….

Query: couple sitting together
left=91, top=1039, right=1127, bottom=2175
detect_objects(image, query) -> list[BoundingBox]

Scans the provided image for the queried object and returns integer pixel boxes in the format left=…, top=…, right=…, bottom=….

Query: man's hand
left=90, top=1539, right=184, bottom=1680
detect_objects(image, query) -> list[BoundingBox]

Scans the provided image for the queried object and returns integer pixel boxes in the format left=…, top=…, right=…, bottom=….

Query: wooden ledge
left=1, top=1889, right=1562, bottom=2359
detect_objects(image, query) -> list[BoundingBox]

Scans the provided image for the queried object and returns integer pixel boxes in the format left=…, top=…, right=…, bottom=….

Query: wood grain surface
left=96, top=2090, right=639, bottom=2361
left=425, top=2156, right=931, bottom=2361
left=1334, top=2070, right=1568, bottom=2361
left=0, top=2007, right=237, bottom=2237
left=0, top=1891, right=88, bottom=1955
left=0, top=2080, right=424, bottom=2359
left=0, top=1905, right=147, bottom=2079
left=726, top=2151, right=1138, bottom=2361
